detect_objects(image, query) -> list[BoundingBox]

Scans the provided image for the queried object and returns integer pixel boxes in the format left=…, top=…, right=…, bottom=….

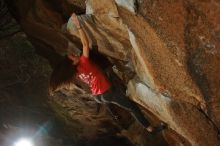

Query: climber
left=49, top=13, right=166, bottom=134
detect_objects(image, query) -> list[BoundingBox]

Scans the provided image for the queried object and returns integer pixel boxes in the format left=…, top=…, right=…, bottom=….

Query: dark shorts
left=95, top=86, right=150, bottom=128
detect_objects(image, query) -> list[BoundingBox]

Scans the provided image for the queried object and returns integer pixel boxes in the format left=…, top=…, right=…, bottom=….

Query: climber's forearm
left=78, top=27, right=89, bottom=57
left=71, top=13, right=89, bottom=57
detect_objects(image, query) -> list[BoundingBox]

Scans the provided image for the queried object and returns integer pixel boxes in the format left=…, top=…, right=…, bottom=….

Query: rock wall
left=0, top=1, right=136, bottom=146
left=4, top=0, right=220, bottom=146
left=0, top=1, right=62, bottom=146
left=67, top=0, right=220, bottom=145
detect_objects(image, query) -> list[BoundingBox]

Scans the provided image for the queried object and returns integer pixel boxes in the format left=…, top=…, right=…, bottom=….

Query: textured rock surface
left=0, top=1, right=136, bottom=146
left=0, top=2, right=59, bottom=146
left=74, top=1, right=220, bottom=145
left=2, top=0, right=220, bottom=146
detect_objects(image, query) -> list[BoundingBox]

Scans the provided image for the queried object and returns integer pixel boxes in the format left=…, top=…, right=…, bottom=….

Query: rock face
left=67, top=1, right=220, bottom=145
left=0, top=1, right=135, bottom=146
left=3, top=0, right=220, bottom=146
left=0, top=2, right=59, bottom=146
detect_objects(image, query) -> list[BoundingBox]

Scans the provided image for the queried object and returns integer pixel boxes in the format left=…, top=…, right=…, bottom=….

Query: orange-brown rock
left=85, top=0, right=220, bottom=145
left=3, top=0, right=220, bottom=145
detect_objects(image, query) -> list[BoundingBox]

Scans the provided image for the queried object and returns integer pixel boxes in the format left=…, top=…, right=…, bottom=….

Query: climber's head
left=49, top=56, right=77, bottom=95
left=67, top=53, right=80, bottom=65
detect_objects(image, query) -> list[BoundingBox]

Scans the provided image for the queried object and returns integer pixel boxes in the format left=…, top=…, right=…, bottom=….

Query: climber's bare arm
left=71, top=13, right=89, bottom=58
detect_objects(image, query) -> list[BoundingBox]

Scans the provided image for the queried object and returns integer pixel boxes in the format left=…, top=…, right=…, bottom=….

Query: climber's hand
left=71, top=13, right=81, bottom=28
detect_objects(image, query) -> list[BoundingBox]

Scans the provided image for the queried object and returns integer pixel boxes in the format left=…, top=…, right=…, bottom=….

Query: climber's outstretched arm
left=71, top=13, right=89, bottom=58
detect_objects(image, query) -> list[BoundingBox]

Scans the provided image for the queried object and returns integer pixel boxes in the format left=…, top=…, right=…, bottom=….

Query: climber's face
left=68, top=54, right=80, bottom=65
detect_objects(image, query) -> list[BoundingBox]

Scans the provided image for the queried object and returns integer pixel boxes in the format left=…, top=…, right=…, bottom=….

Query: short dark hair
left=49, top=56, right=76, bottom=95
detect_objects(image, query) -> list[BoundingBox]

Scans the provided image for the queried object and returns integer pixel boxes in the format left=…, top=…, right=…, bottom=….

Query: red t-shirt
left=76, top=55, right=111, bottom=95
